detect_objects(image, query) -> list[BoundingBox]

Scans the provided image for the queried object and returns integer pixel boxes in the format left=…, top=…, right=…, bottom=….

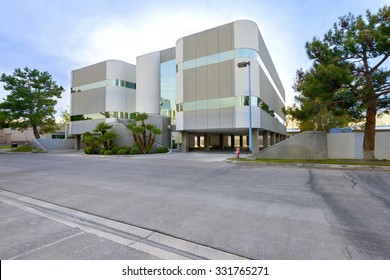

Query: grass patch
left=228, top=157, right=390, bottom=166
left=0, top=145, right=11, bottom=149
left=8, top=145, right=33, bottom=153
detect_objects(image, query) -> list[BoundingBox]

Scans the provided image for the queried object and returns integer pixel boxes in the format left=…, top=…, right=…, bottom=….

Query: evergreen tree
left=287, top=6, right=390, bottom=159
left=0, top=67, right=64, bottom=138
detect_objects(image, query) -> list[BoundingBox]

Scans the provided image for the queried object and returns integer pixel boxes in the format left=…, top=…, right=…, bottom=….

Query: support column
left=230, top=135, right=235, bottom=147
left=75, top=135, right=81, bottom=150
left=219, top=134, right=225, bottom=149
left=204, top=133, right=210, bottom=150
left=252, top=128, right=259, bottom=154
left=276, top=134, right=281, bottom=143
left=270, top=132, right=276, bottom=146
left=262, top=131, right=269, bottom=149
left=181, top=132, right=189, bottom=152
left=196, top=136, right=201, bottom=147
left=239, top=135, right=243, bottom=147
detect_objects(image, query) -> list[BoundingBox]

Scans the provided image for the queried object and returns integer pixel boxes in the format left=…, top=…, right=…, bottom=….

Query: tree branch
left=370, top=53, right=390, bottom=74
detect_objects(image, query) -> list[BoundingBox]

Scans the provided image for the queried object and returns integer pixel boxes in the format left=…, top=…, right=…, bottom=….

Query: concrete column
left=219, top=134, right=225, bottom=149
left=262, top=131, right=269, bottom=149
left=230, top=135, right=235, bottom=147
left=196, top=136, right=201, bottom=147
left=252, top=128, right=259, bottom=154
left=239, top=135, right=243, bottom=147
left=75, top=135, right=81, bottom=150
left=270, top=132, right=276, bottom=146
left=204, top=133, right=210, bottom=150
left=181, top=131, right=189, bottom=152
left=276, top=134, right=281, bottom=143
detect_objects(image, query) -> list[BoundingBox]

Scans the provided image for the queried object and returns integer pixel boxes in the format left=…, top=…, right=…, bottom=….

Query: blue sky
left=0, top=0, right=388, bottom=117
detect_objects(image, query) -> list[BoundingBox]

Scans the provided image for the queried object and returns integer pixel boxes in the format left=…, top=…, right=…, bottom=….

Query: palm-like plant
left=126, top=112, right=162, bottom=153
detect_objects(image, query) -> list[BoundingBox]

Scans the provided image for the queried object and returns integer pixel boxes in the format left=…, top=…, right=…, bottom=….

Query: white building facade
left=70, top=20, right=286, bottom=152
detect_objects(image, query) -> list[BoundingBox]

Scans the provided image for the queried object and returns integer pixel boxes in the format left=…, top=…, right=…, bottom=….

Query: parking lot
left=0, top=151, right=389, bottom=259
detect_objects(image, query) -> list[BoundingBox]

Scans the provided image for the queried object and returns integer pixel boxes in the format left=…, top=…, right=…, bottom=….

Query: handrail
left=32, top=138, right=47, bottom=152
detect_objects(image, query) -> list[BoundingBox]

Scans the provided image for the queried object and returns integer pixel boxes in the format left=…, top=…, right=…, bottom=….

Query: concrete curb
left=225, top=159, right=390, bottom=172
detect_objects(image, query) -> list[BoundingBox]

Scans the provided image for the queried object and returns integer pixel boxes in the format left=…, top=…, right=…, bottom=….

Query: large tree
left=288, top=6, right=390, bottom=159
left=0, top=67, right=64, bottom=138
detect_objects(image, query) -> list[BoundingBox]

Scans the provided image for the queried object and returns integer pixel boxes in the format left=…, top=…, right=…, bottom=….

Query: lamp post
left=237, top=61, right=252, bottom=155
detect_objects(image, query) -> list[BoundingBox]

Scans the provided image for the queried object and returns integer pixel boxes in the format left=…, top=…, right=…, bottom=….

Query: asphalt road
left=0, top=151, right=389, bottom=259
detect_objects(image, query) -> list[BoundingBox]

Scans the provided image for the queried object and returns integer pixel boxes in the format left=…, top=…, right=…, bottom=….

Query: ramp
left=255, top=131, right=328, bottom=159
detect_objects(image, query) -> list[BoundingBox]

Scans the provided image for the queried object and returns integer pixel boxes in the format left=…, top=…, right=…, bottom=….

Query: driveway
left=0, top=151, right=389, bottom=259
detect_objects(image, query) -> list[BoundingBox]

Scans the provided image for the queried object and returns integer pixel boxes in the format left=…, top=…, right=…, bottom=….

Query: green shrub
left=156, top=146, right=169, bottom=153
left=111, top=145, right=121, bottom=154
left=84, top=147, right=96, bottom=154
left=104, top=150, right=113, bottom=155
left=130, top=145, right=141, bottom=154
left=117, top=148, right=127, bottom=155
left=123, top=147, right=132, bottom=154
left=9, top=145, right=33, bottom=153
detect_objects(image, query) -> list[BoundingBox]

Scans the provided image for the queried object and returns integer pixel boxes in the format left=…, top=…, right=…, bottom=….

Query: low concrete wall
left=255, top=131, right=328, bottom=159
left=327, top=133, right=363, bottom=159
left=34, top=139, right=76, bottom=150
left=110, top=115, right=171, bottom=149
left=256, top=131, right=390, bottom=160
left=376, top=132, right=390, bottom=160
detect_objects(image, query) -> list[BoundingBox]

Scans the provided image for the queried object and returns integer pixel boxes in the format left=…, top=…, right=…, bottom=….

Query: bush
left=84, top=147, right=96, bottom=154
left=111, top=145, right=121, bottom=155
left=130, top=145, right=142, bottom=154
left=117, top=148, right=127, bottom=155
left=104, top=150, right=113, bottom=155
left=156, top=146, right=169, bottom=153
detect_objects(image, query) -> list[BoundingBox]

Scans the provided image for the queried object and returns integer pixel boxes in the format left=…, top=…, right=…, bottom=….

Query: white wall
left=375, top=132, right=390, bottom=159
left=327, top=132, right=390, bottom=160
left=136, top=51, right=161, bottom=114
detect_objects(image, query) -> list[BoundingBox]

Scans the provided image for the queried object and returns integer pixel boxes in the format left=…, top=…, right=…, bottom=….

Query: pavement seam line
left=8, top=232, right=85, bottom=260
left=0, top=190, right=246, bottom=260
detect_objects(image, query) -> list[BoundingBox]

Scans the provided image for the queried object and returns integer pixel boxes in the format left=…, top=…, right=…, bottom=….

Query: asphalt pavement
left=0, top=150, right=389, bottom=259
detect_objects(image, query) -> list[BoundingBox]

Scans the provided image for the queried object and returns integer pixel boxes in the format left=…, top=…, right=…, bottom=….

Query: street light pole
left=237, top=61, right=252, bottom=155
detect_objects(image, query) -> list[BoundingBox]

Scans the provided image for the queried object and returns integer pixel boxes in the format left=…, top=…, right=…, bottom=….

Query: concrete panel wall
left=218, top=22, right=234, bottom=52
left=328, top=132, right=390, bottom=160
left=106, top=60, right=136, bottom=81
left=327, top=133, right=363, bottom=159
left=160, top=47, right=175, bottom=63
left=376, top=132, right=390, bottom=159
left=260, top=110, right=285, bottom=134
left=256, top=131, right=390, bottom=160
left=257, top=31, right=285, bottom=99
left=105, top=87, right=136, bottom=112
left=233, top=20, right=259, bottom=51
left=256, top=131, right=328, bottom=159
left=235, top=107, right=261, bottom=129
left=70, top=119, right=104, bottom=135
left=71, top=61, right=106, bottom=87
left=219, top=60, right=234, bottom=98
left=71, top=88, right=106, bottom=116
left=259, top=67, right=284, bottom=120
left=34, top=139, right=76, bottom=150
left=136, top=51, right=161, bottom=114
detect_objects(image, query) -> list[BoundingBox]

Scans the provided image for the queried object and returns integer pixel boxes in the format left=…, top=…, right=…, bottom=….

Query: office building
left=70, top=20, right=286, bottom=152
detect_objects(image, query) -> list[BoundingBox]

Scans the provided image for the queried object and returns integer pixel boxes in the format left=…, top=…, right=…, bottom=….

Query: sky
left=0, top=0, right=388, bottom=119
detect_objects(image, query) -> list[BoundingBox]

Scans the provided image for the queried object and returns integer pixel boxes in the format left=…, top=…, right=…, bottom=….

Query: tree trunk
left=32, top=125, right=40, bottom=139
left=363, top=99, right=376, bottom=160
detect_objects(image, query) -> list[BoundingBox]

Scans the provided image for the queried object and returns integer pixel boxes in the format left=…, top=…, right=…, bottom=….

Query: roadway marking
left=0, top=189, right=246, bottom=260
